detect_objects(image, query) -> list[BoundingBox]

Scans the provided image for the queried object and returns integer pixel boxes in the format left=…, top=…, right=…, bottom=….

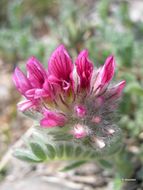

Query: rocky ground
left=0, top=158, right=114, bottom=190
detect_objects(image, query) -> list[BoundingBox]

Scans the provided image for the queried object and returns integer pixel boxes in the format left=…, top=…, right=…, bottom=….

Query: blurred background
left=0, top=0, right=143, bottom=189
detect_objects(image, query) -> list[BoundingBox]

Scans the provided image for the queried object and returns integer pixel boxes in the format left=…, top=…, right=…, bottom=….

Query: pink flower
left=13, top=45, right=125, bottom=148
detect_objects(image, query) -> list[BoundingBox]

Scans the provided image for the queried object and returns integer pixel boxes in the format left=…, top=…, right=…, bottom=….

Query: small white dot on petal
left=95, top=138, right=105, bottom=149
left=108, top=128, right=115, bottom=134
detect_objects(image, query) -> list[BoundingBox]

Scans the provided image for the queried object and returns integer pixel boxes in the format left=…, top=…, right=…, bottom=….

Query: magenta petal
left=12, top=67, right=31, bottom=95
left=26, top=56, right=47, bottom=88
left=48, top=75, right=61, bottom=84
left=34, top=88, right=49, bottom=99
left=40, top=118, right=60, bottom=128
left=17, top=100, right=35, bottom=111
left=94, top=55, right=115, bottom=94
left=114, top=80, right=126, bottom=94
left=26, top=88, right=49, bottom=99
left=100, top=55, right=115, bottom=85
left=109, top=80, right=126, bottom=98
left=40, top=111, right=66, bottom=128
left=43, top=79, right=57, bottom=99
left=25, top=89, right=36, bottom=99
left=48, top=75, right=71, bottom=92
left=48, top=45, right=73, bottom=81
left=62, top=80, right=70, bottom=91
left=76, top=50, right=93, bottom=89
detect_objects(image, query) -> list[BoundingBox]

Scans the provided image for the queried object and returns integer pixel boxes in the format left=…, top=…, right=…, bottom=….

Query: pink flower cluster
left=13, top=45, right=125, bottom=143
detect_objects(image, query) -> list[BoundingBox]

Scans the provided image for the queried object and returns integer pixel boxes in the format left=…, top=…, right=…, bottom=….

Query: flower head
left=13, top=45, right=125, bottom=149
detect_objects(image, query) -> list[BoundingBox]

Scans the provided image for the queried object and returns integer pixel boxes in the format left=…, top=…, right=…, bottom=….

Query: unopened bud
left=74, top=105, right=86, bottom=118
left=72, top=124, right=87, bottom=139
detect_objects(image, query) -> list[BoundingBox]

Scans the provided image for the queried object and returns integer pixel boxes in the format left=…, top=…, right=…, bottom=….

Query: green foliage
left=29, top=141, right=47, bottom=160
left=0, top=0, right=58, bottom=64
left=114, top=150, right=134, bottom=178
left=46, top=144, right=56, bottom=159
left=0, top=28, right=46, bottom=63
left=125, top=82, right=143, bottom=96
left=97, top=0, right=111, bottom=21
left=98, top=159, right=113, bottom=169
left=60, top=160, right=87, bottom=172
left=13, top=149, right=42, bottom=163
left=13, top=127, right=122, bottom=167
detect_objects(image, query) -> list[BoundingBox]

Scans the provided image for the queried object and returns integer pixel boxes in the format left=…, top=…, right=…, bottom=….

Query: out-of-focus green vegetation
left=0, top=0, right=143, bottom=188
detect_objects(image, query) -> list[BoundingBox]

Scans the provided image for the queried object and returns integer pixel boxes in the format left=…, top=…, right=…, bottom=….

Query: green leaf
left=29, top=142, right=47, bottom=160
left=114, top=150, right=134, bottom=178
left=46, top=144, right=56, bottom=159
left=53, top=134, right=73, bottom=141
left=90, top=152, right=98, bottom=159
left=74, top=146, right=82, bottom=157
left=13, top=149, right=41, bottom=163
left=55, top=143, right=64, bottom=158
left=32, top=131, right=47, bottom=145
left=82, top=150, right=93, bottom=159
left=65, top=143, right=74, bottom=158
left=98, top=159, right=113, bottom=168
left=60, top=160, right=87, bottom=172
